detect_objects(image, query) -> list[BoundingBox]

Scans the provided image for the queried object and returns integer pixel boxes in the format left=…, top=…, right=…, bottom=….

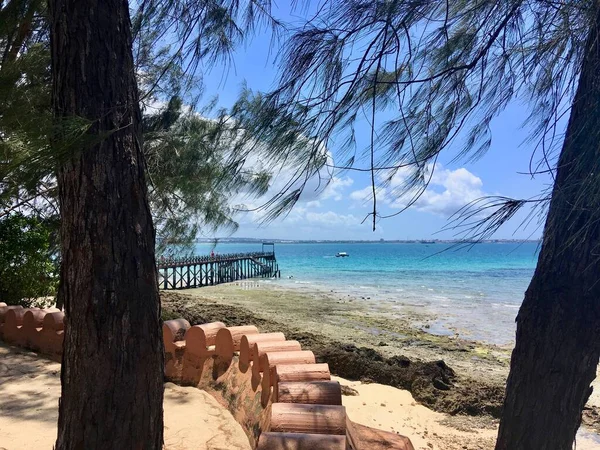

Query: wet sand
left=173, top=281, right=514, bottom=384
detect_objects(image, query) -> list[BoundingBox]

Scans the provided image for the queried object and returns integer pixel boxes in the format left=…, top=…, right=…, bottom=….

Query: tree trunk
left=49, top=0, right=164, bottom=449
left=495, top=6, right=600, bottom=450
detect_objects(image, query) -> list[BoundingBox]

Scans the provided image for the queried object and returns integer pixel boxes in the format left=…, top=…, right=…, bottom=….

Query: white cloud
left=234, top=172, right=354, bottom=224
left=350, top=164, right=488, bottom=217
left=305, top=200, right=322, bottom=208
left=319, top=176, right=354, bottom=201
left=231, top=144, right=354, bottom=212
left=305, top=211, right=360, bottom=226
left=412, top=166, right=484, bottom=216
left=236, top=196, right=363, bottom=230
left=349, top=186, right=372, bottom=202
left=382, top=166, right=415, bottom=189
left=235, top=206, right=376, bottom=240
left=349, top=185, right=389, bottom=204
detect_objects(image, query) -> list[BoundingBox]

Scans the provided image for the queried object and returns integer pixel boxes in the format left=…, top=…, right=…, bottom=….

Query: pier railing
left=157, top=252, right=280, bottom=290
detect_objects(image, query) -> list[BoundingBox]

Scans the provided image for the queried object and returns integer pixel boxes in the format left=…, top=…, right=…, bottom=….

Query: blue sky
left=198, top=3, right=554, bottom=241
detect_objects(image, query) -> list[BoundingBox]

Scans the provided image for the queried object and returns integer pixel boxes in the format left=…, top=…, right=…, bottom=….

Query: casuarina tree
left=49, top=0, right=164, bottom=447
left=0, top=1, right=283, bottom=253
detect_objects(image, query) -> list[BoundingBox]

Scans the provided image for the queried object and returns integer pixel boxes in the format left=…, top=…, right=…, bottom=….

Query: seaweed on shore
left=161, top=291, right=505, bottom=418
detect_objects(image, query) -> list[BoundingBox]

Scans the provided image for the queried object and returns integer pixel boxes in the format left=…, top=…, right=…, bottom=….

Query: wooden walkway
left=157, top=251, right=280, bottom=290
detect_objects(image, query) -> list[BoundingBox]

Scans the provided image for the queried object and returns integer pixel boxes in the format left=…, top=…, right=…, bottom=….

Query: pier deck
left=157, top=247, right=280, bottom=290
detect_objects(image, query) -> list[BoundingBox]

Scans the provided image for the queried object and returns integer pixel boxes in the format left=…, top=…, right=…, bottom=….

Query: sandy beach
left=160, top=281, right=600, bottom=441
left=2, top=339, right=599, bottom=450
left=336, top=376, right=600, bottom=450
left=0, top=342, right=250, bottom=450
left=1, top=280, right=598, bottom=449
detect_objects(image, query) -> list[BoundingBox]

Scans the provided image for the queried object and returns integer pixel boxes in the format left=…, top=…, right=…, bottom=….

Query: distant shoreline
left=190, top=238, right=542, bottom=244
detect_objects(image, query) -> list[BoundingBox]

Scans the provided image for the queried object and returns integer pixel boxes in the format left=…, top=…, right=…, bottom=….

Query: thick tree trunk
left=49, top=0, right=164, bottom=449
left=495, top=6, right=600, bottom=450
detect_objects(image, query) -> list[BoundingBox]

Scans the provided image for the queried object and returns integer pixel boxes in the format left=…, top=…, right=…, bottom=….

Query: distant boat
left=336, top=252, right=349, bottom=257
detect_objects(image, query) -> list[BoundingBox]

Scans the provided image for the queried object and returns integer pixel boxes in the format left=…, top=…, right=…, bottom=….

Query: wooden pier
left=157, top=243, right=280, bottom=290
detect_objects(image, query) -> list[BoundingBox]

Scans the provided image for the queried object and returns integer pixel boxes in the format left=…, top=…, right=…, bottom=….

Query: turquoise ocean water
left=191, top=242, right=540, bottom=345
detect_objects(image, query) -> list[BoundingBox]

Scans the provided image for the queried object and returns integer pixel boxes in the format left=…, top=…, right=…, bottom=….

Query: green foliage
left=143, top=97, right=274, bottom=250
left=0, top=213, right=58, bottom=306
left=0, top=0, right=321, bottom=250
left=227, top=87, right=330, bottom=221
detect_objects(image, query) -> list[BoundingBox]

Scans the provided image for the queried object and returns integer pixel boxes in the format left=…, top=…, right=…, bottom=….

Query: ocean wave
left=490, top=303, right=520, bottom=309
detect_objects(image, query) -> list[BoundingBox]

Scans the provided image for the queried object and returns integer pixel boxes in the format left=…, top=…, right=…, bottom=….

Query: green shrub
left=0, top=213, right=59, bottom=306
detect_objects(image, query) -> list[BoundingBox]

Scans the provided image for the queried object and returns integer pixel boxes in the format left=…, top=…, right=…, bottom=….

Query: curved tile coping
left=0, top=304, right=414, bottom=450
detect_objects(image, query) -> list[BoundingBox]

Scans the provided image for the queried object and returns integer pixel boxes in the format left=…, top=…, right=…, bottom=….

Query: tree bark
left=49, top=0, right=164, bottom=449
left=495, top=5, right=600, bottom=450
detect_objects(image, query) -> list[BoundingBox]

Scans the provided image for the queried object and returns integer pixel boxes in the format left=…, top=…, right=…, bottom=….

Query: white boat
left=336, top=252, right=349, bottom=257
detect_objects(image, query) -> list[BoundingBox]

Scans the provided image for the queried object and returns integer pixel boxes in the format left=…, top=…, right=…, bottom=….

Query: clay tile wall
left=0, top=303, right=414, bottom=450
